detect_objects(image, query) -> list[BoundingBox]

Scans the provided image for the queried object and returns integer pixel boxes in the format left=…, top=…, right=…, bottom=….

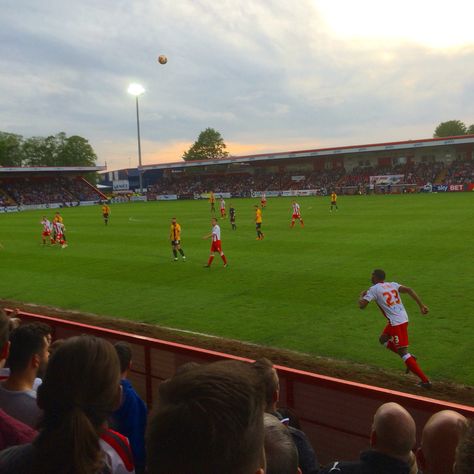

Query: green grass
left=0, top=193, right=473, bottom=385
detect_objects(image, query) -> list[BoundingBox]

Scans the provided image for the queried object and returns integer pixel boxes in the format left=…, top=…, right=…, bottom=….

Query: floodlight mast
left=128, top=83, right=145, bottom=193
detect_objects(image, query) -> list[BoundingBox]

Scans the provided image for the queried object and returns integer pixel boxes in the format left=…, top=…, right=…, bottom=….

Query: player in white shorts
left=40, top=216, right=52, bottom=245
left=219, top=198, right=226, bottom=219
left=359, top=269, right=431, bottom=389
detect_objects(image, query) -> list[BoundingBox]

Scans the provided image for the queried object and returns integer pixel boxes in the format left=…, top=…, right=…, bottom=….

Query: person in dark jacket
left=319, top=402, right=416, bottom=474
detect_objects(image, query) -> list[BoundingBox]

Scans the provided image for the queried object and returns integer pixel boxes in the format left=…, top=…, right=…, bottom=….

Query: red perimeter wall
left=13, top=309, right=474, bottom=466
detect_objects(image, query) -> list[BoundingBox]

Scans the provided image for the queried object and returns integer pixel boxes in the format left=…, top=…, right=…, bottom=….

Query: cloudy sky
left=2, top=0, right=474, bottom=170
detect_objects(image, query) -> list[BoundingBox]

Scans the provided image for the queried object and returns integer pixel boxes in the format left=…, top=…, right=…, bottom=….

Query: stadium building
left=100, top=135, right=474, bottom=198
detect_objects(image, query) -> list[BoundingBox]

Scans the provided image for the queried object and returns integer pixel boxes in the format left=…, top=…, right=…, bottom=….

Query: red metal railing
left=10, top=309, right=474, bottom=465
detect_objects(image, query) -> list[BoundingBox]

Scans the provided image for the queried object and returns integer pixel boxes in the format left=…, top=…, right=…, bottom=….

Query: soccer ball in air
left=158, top=55, right=167, bottom=65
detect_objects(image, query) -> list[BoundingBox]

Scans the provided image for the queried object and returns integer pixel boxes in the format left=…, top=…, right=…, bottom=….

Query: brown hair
left=146, top=360, right=265, bottom=474
left=264, top=413, right=299, bottom=474
left=114, top=341, right=132, bottom=373
left=0, top=309, right=9, bottom=349
left=252, top=358, right=279, bottom=411
left=33, top=335, right=121, bottom=474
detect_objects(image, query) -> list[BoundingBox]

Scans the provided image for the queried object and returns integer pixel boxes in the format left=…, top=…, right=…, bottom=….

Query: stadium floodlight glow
left=128, top=83, right=145, bottom=192
left=127, top=83, right=145, bottom=96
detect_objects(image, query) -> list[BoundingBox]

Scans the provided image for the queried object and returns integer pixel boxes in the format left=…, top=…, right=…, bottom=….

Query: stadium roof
left=0, top=166, right=106, bottom=173
left=141, top=135, right=474, bottom=171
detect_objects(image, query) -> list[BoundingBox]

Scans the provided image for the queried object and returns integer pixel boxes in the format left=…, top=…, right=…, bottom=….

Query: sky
left=1, top=0, right=474, bottom=170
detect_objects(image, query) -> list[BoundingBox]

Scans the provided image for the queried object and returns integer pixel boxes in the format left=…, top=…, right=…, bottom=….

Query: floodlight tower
left=127, top=83, right=145, bottom=193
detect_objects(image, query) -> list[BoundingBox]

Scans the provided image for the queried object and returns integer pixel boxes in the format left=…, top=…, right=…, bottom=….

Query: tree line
left=433, top=120, right=474, bottom=138
left=0, top=131, right=97, bottom=167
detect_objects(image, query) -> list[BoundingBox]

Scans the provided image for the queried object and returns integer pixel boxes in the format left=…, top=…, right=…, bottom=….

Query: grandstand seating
left=0, top=176, right=102, bottom=206
left=146, top=160, right=473, bottom=196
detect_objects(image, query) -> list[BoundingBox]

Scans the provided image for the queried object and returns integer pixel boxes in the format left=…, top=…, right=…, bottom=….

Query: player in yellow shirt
left=330, top=191, right=338, bottom=212
left=254, top=205, right=264, bottom=240
left=209, top=191, right=216, bottom=213
left=170, top=217, right=186, bottom=261
left=53, top=211, right=63, bottom=224
left=102, top=203, right=110, bottom=225
left=52, top=212, right=66, bottom=244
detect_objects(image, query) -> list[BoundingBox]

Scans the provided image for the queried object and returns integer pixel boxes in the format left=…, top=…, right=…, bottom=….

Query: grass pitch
left=0, top=193, right=473, bottom=386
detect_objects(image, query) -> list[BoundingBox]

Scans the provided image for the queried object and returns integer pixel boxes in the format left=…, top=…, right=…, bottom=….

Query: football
left=158, top=55, right=167, bottom=65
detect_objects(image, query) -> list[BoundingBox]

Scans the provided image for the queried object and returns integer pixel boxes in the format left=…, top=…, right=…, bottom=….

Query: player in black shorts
left=169, top=218, right=186, bottom=261
left=229, top=205, right=236, bottom=230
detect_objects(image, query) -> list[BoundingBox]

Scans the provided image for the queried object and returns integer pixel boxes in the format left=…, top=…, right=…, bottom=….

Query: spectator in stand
left=454, top=419, right=474, bottom=474
left=0, top=311, right=37, bottom=450
left=252, top=358, right=319, bottom=474
left=110, top=342, right=147, bottom=474
left=146, top=359, right=266, bottom=474
left=0, top=323, right=51, bottom=427
left=416, top=410, right=468, bottom=474
left=264, top=413, right=302, bottom=474
left=320, top=402, right=416, bottom=473
left=0, top=335, right=135, bottom=474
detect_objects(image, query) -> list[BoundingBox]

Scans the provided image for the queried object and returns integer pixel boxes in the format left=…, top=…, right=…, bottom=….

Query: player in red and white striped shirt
left=203, top=218, right=227, bottom=268
left=40, top=217, right=52, bottom=245
left=359, top=269, right=431, bottom=388
left=290, top=201, right=304, bottom=228
left=220, top=198, right=226, bottom=219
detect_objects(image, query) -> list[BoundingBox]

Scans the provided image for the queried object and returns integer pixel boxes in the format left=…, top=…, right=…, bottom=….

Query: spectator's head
left=264, top=413, right=301, bottom=474
left=416, top=410, right=468, bottom=474
left=146, top=360, right=265, bottom=474
left=35, top=335, right=121, bottom=474
left=114, top=341, right=132, bottom=376
left=7, top=323, right=51, bottom=379
left=454, top=419, right=474, bottom=474
left=371, top=269, right=386, bottom=284
left=175, top=361, right=200, bottom=376
left=48, top=338, right=65, bottom=356
left=370, top=402, right=416, bottom=462
left=252, top=358, right=279, bottom=413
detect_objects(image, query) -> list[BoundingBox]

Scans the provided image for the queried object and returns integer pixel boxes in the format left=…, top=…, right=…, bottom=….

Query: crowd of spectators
left=0, top=308, right=472, bottom=473
left=147, top=160, right=474, bottom=196
left=445, top=159, right=474, bottom=185
left=148, top=169, right=346, bottom=197
left=0, top=177, right=101, bottom=206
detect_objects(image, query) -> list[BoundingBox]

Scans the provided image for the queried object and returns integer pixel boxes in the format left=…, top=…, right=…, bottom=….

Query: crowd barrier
left=11, top=309, right=474, bottom=465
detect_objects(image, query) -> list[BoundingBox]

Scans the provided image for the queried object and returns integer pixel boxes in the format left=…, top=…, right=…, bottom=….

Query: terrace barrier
left=10, top=309, right=474, bottom=466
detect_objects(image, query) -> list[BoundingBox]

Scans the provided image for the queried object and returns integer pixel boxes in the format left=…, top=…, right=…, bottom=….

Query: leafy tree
left=183, top=128, right=229, bottom=161
left=0, top=132, right=24, bottom=166
left=433, top=120, right=467, bottom=137
left=22, top=132, right=97, bottom=167
left=57, top=135, right=97, bottom=166
left=467, top=124, right=474, bottom=135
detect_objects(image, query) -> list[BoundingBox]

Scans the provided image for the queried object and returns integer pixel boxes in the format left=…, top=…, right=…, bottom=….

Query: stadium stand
left=1, top=177, right=101, bottom=205
left=100, top=135, right=472, bottom=198
left=143, top=160, right=462, bottom=197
